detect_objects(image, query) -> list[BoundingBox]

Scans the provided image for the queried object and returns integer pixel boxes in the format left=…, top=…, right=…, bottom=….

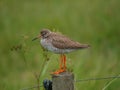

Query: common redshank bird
left=32, top=29, right=90, bottom=74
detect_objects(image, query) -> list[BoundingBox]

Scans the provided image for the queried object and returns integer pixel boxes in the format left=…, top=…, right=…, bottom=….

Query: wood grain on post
left=52, top=72, right=74, bottom=90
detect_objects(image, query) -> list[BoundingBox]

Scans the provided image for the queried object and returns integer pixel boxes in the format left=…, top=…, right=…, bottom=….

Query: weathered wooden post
left=52, top=72, right=74, bottom=90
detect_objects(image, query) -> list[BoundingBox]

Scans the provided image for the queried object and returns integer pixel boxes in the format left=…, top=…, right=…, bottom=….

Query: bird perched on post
left=32, top=29, right=90, bottom=74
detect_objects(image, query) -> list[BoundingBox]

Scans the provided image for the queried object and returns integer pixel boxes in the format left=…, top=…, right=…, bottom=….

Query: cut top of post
left=52, top=72, right=74, bottom=90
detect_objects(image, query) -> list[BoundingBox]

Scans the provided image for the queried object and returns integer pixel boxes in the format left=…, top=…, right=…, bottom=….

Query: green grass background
left=0, top=0, right=120, bottom=90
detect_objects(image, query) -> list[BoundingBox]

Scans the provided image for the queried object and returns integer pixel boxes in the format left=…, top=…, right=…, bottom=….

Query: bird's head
left=32, top=29, right=51, bottom=41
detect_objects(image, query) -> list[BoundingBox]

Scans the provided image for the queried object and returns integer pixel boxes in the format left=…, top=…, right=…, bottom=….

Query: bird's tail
left=78, top=44, right=90, bottom=49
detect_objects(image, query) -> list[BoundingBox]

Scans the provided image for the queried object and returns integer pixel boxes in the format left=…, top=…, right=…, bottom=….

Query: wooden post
left=52, top=72, right=74, bottom=90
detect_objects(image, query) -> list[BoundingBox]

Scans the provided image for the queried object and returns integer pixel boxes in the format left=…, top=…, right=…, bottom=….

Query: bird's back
left=49, top=32, right=90, bottom=50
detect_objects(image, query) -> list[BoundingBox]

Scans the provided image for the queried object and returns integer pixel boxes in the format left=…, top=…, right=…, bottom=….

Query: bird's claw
left=52, top=69, right=66, bottom=75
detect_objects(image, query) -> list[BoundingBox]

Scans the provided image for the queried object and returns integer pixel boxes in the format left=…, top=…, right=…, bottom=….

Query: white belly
left=40, top=39, right=75, bottom=54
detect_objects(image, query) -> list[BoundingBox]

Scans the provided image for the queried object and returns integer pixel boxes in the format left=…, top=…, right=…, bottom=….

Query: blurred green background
left=0, top=0, right=120, bottom=90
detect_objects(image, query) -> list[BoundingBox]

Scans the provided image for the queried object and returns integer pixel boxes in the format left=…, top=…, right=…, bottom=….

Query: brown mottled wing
left=51, top=33, right=89, bottom=49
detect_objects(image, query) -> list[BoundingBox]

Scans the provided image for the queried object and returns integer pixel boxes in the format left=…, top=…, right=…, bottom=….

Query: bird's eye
left=43, top=32, right=46, bottom=35
left=41, top=31, right=46, bottom=36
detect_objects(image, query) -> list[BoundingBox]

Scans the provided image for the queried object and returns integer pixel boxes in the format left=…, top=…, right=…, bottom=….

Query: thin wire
left=20, top=75, right=120, bottom=90
left=75, top=76, right=120, bottom=82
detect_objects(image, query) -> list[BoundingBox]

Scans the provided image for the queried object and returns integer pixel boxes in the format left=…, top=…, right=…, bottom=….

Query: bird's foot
left=52, top=69, right=66, bottom=75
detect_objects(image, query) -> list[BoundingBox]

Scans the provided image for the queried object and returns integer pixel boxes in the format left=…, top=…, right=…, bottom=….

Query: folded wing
left=51, top=33, right=90, bottom=49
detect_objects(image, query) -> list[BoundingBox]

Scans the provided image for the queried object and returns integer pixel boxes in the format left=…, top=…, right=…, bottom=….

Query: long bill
left=32, top=35, right=41, bottom=41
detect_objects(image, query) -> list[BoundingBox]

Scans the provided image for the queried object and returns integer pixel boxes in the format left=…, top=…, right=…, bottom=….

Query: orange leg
left=63, top=54, right=66, bottom=71
left=52, top=54, right=67, bottom=75
left=60, top=54, right=63, bottom=69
